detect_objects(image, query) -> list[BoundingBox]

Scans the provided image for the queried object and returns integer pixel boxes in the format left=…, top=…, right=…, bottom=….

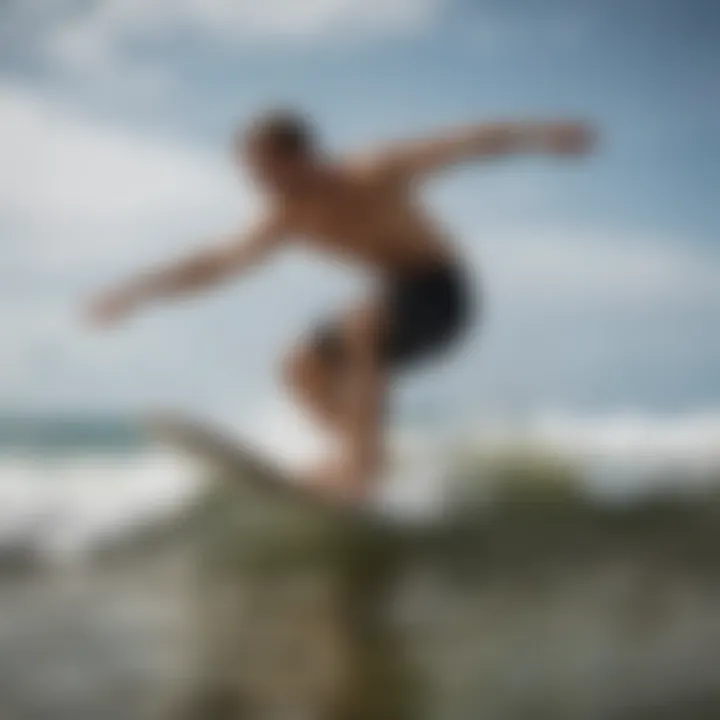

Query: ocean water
left=0, top=411, right=719, bottom=720
left=1, top=408, right=719, bottom=564
left=0, top=415, right=201, bottom=563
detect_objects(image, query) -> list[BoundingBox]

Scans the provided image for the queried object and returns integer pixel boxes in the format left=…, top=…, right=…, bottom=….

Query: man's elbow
left=175, top=255, right=224, bottom=290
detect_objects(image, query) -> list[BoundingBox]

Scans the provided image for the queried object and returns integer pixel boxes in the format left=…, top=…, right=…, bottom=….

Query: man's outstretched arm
left=377, top=120, right=595, bottom=180
left=87, top=214, right=287, bottom=327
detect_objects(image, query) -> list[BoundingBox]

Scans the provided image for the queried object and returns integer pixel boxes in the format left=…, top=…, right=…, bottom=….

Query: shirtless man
left=89, top=112, right=594, bottom=504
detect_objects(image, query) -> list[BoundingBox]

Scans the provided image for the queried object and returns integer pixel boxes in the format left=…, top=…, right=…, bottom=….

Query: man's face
left=241, top=138, right=313, bottom=195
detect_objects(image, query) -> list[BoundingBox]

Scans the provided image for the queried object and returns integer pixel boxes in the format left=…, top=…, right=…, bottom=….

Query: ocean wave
left=0, top=407, right=718, bottom=562
left=0, top=450, right=201, bottom=564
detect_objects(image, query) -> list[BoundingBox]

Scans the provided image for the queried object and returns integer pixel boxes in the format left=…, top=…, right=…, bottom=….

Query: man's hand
left=84, top=216, right=288, bottom=330
left=373, top=119, right=597, bottom=179
left=544, top=122, right=595, bottom=156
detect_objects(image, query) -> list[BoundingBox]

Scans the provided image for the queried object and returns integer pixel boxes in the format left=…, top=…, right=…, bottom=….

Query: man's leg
left=283, top=302, right=388, bottom=503
left=283, top=343, right=342, bottom=433
left=337, top=303, right=388, bottom=501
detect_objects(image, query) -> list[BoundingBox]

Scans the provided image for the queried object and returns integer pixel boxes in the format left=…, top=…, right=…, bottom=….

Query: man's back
left=277, top=158, right=453, bottom=273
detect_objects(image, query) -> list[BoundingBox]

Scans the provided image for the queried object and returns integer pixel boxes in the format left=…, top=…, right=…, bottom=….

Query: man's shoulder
left=341, top=148, right=408, bottom=187
left=248, top=201, right=298, bottom=240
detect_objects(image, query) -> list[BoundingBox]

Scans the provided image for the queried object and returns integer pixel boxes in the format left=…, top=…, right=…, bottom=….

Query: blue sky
left=0, top=0, right=718, bottom=419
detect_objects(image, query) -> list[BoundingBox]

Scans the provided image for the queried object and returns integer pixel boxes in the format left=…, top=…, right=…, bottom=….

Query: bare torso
left=280, top=160, right=455, bottom=276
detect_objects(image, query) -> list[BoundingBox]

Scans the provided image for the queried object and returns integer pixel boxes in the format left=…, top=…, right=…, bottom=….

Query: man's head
left=239, top=110, right=320, bottom=194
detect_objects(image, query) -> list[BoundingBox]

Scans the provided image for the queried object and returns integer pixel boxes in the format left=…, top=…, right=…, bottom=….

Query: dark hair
left=244, top=110, right=314, bottom=157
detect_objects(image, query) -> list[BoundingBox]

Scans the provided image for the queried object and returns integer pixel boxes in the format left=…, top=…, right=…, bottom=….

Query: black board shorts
left=313, top=261, right=474, bottom=370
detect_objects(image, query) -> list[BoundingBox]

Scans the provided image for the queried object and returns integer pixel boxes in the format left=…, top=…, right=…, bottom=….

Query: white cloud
left=0, top=82, right=247, bottom=268
left=481, top=226, right=720, bottom=309
left=44, top=0, right=444, bottom=70
left=1, top=0, right=447, bottom=100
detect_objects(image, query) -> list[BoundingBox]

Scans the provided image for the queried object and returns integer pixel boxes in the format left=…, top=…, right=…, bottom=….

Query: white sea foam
left=530, top=412, right=720, bottom=497
left=0, top=407, right=718, bottom=563
left=464, top=410, right=720, bottom=501
left=0, top=450, right=201, bottom=564
left=232, top=399, right=720, bottom=510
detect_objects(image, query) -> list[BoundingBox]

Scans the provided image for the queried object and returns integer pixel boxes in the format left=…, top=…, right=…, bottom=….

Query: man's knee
left=282, top=344, right=327, bottom=394
left=341, top=304, right=385, bottom=364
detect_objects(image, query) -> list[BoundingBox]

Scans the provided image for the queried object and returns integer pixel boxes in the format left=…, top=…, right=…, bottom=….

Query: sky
left=0, top=0, right=718, bottom=421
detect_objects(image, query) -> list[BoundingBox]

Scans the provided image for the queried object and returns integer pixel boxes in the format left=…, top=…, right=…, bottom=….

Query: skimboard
left=144, top=411, right=358, bottom=516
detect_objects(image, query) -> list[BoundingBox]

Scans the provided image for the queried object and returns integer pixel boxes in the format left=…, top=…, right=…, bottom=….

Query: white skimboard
left=144, top=411, right=358, bottom=516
